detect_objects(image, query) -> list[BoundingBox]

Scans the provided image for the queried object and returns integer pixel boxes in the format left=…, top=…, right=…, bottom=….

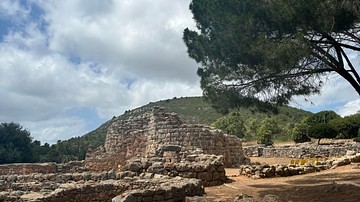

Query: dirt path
left=204, top=159, right=360, bottom=202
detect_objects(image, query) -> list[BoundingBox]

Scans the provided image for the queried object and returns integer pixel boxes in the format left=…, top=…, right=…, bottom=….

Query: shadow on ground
left=251, top=170, right=360, bottom=202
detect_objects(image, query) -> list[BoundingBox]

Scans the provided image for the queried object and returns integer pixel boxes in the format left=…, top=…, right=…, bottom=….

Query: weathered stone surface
left=261, top=194, right=281, bottom=202
left=111, top=177, right=204, bottom=202
left=85, top=107, right=246, bottom=171
left=239, top=153, right=360, bottom=179
left=0, top=163, right=57, bottom=176
left=244, top=143, right=360, bottom=158
left=1, top=174, right=204, bottom=202
left=234, top=193, right=256, bottom=202
left=123, top=151, right=227, bottom=186
left=0, top=161, right=87, bottom=176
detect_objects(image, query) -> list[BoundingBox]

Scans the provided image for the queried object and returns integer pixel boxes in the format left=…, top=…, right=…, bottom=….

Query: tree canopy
left=308, top=123, right=337, bottom=144
left=183, top=0, right=360, bottom=109
left=305, top=110, right=341, bottom=126
left=0, top=122, right=33, bottom=164
left=212, top=112, right=246, bottom=138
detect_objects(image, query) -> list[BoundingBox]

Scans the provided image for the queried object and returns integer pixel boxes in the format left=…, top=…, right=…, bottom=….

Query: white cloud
left=291, top=73, right=360, bottom=113
left=0, top=0, right=203, bottom=144
left=35, top=0, right=198, bottom=82
left=338, top=99, right=360, bottom=117
left=3, top=0, right=357, bottom=145
left=23, top=116, right=87, bottom=144
left=0, top=0, right=29, bottom=20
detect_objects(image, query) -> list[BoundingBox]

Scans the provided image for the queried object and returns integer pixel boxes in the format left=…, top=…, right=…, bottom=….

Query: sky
left=0, top=0, right=359, bottom=144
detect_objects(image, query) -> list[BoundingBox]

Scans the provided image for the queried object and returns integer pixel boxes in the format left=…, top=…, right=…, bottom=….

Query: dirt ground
left=204, top=157, right=360, bottom=202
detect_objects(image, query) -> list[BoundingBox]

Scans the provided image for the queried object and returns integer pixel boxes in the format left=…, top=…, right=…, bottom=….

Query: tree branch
left=339, top=48, right=360, bottom=85
left=309, top=39, right=360, bottom=51
left=225, top=68, right=335, bottom=90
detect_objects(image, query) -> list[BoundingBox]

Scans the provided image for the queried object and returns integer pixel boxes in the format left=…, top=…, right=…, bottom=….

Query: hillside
left=54, top=96, right=312, bottom=161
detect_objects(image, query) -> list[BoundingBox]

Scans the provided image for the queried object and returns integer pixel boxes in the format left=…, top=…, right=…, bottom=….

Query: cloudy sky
left=0, top=0, right=359, bottom=144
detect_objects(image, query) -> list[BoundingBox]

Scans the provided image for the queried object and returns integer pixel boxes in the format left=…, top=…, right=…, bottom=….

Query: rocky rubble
left=0, top=108, right=247, bottom=201
left=0, top=173, right=204, bottom=202
left=239, top=153, right=360, bottom=179
left=234, top=193, right=281, bottom=202
left=0, top=144, right=226, bottom=201
left=112, top=177, right=203, bottom=202
left=0, top=161, right=87, bottom=176
left=124, top=148, right=227, bottom=186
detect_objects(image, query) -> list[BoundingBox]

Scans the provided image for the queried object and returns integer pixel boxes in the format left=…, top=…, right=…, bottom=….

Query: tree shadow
left=247, top=171, right=360, bottom=202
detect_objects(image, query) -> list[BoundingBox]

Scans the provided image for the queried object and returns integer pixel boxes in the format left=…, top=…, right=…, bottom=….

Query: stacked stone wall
left=0, top=161, right=87, bottom=176
left=244, top=143, right=360, bottom=158
left=239, top=153, right=360, bottom=179
left=123, top=150, right=227, bottom=187
left=0, top=163, right=57, bottom=176
left=0, top=173, right=203, bottom=202
left=85, top=107, right=246, bottom=171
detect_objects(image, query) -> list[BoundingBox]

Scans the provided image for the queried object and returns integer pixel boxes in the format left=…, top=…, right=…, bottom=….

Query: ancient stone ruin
left=243, top=141, right=360, bottom=158
left=238, top=152, right=360, bottom=179
left=0, top=107, right=248, bottom=201
left=85, top=107, right=247, bottom=171
left=0, top=162, right=204, bottom=202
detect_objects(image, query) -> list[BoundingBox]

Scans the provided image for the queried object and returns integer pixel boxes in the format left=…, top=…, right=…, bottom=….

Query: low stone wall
left=239, top=153, right=360, bottom=179
left=113, top=177, right=204, bottom=202
left=0, top=161, right=87, bottom=176
left=124, top=148, right=227, bottom=187
left=0, top=163, right=57, bottom=176
left=56, top=161, right=87, bottom=173
left=0, top=174, right=204, bottom=202
left=243, top=142, right=360, bottom=158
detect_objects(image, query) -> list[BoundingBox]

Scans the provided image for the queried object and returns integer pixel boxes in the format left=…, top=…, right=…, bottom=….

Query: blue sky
left=0, top=0, right=359, bottom=144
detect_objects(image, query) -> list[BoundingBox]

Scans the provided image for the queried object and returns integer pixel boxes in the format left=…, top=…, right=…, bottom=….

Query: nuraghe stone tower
left=85, top=107, right=246, bottom=171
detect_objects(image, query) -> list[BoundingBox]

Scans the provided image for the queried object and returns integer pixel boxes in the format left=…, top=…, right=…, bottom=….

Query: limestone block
left=179, top=172, right=197, bottom=178
left=197, top=172, right=212, bottom=182
left=175, top=163, right=190, bottom=172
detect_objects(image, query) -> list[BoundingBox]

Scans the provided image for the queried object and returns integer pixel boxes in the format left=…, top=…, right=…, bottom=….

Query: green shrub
left=257, top=129, right=273, bottom=146
left=291, top=122, right=311, bottom=143
left=292, top=133, right=311, bottom=143
left=308, top=123, right=337, bottom=144
left=212, top=112, right=246, bottom=138
left=330, top=114, right=360, bottom=139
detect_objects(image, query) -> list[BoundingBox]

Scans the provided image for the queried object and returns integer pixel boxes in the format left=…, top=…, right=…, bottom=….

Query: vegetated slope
left=54, top=96, right=312, bottom=161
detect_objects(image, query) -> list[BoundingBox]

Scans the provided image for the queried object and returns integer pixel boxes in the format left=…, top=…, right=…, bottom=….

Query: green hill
left=52, top=96, right=312, bottom=162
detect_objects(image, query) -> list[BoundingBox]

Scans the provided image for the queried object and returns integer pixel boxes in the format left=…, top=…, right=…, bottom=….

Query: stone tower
left=85, top=107, right=246, bottom=171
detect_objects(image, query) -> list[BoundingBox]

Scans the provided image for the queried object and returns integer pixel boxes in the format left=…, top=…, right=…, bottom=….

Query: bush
left=212, top=112, right=246, bottom=138
left=255, top=118, right=281, bottom=146
left=330, top=114, right=360, bottom=139
left=292, top=133, right=311, bottom=143
left=257, top=129, right=273, bottom=146
left=292, top=122, right=311, bottom=143
left=308, top=123, right=337, bottom=144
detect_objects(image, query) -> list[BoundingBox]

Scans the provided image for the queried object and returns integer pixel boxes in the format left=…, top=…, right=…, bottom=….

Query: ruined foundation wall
left=244, top=143, right=360, bottom=158
left=85, top=107, right=245, bottom=171
left=1, top=174, right=203, bottom=202
left=0, top=163, right=57, bottom=176
left=0, top=161, right=86, bottom=176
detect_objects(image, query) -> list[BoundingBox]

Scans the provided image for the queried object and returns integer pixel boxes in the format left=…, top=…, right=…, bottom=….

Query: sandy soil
left=204, top=158, right=360, bottom=202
